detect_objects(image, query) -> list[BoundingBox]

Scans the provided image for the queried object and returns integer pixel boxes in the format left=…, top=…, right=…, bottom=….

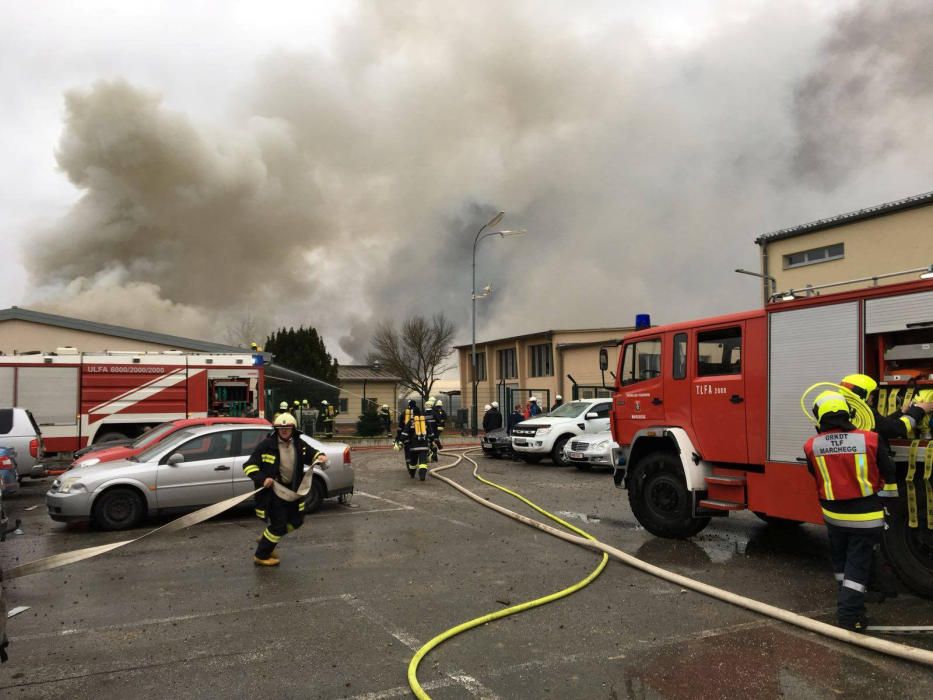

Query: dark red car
left=67, top=417, right=270, bottom=471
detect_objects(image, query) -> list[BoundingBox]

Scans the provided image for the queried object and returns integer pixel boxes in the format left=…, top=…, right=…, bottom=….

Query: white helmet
left=484, top=404, right=492, bottom=411
left=555, top=395, right=562, bottom=400
left=530, top=396, right=538, bottom=402
left=321, top=399, right=328, bottom=405
left=382, top=403, right=388, bottom=409
left=428, top=396, right=436, bottom=404
left=491, top=401, right=499, bottom=408
left=274, top=413, right=298, bottom=428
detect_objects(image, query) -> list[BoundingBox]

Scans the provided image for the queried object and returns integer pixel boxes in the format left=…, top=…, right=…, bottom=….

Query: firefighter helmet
left=813, top=391, right=850, bottom=420
left=555, top=395, right=562, bottom=401
left=530, top=396, right=538, bottom=403
left=491, top=401, right=499, bottom=408
left=484, top=404, right=491, bottom=411
left=301, top=399, right=309, bottom=406
left=321, top=399, right=328, bottom=405
left=278, top=401, right=288, bottom=410
left=840, top=374, right=878, bottom=400
left=274, top=413, right=298, bottom=428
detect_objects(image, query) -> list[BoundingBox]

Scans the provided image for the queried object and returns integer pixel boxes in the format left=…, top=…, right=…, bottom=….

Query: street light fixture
left=471, top=213, right=527, bottom=436
left=734, top=268, right=776, bottom=296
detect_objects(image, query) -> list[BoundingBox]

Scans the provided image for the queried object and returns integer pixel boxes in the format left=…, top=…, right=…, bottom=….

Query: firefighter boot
left=407, top=465, right=416, bottom=478
left=254, top=551, right=280, bottom=567
left=418, top=465, right=427, bottom=481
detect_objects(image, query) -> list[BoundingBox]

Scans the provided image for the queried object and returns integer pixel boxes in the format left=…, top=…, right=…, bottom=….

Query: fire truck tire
left=551, top=436, right=573, bottom=466
left=753, top=512, right=802, bottom=527
left=302, top=478, right=326, bottom=514
left=95, top=431, right=129, bottom=444
left=628, top=453, right=709, bottom=539
left=93, top=487, right=145, bottom=531
left=882, top=515, right=933, bottom=599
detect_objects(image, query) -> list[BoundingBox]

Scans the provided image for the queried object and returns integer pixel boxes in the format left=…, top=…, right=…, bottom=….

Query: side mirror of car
left=599, top=348, right=609, bottom=371
left=585, top=412, right=599, bottom=420
left=167, top=453, right=184, bottom=466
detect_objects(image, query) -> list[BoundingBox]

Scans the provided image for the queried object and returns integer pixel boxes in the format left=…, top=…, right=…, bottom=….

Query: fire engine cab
left=611, top=274, right=933, bottom=598
left=0, top=349, right=264, bottom=457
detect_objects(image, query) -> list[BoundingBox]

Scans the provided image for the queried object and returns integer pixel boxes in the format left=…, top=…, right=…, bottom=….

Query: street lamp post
left=471, top=212, right=526, bottom=436
left=734, top=268, right=776, bottom=304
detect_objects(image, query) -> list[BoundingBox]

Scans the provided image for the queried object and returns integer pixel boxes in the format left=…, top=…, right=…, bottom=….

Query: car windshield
left=130, top=422, right=176, bottom=448
left=547, top=402, right=590, bottom=418
left=134, top=429, right=199, bottom=462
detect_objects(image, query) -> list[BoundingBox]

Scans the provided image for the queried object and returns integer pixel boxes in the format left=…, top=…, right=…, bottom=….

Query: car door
left=232, top=428, right=269, bottom=496
left=155, top=430, right=236, bottom=508
left=583, top=402, right=612, bottom=433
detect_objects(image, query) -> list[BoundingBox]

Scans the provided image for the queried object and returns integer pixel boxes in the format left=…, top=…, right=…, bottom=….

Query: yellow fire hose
left=407, top=452, right=609, bottom=698
left=408, top=448, right=932, bottom=696
left=800, top=382, right=876, bottom=431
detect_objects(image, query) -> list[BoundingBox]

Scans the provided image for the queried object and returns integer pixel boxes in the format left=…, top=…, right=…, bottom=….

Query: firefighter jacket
left=483, top=408, right=502, bottom=432
left=433, top=406, right=447, bottom=431
left=397, top=412, right=437, bottom=452
left=873, top=405, right=925, bottom=441
left=243, top=433, right=322, bottom=492
left=804, top=426, right=895, bottom=529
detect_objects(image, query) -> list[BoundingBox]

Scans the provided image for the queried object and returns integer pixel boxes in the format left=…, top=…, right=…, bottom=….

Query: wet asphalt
left=1, top=448, right=931, bottom=699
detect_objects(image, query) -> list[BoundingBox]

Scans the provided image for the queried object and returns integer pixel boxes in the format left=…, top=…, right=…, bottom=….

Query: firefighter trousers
left=255, top=494, right=305, bottom=559
left=826, top=523, right=882, bottom=628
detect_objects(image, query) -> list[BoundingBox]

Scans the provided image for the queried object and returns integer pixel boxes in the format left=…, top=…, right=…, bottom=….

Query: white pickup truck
left=510, top=399, right=612, bottom=465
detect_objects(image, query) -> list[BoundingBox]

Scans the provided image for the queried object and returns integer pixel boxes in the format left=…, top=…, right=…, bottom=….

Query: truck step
left=705, top=475, right=747, bottom=486
left=698, top=498, right=746, bottom=511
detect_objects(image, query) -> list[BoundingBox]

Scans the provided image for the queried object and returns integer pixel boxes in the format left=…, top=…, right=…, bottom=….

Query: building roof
left=337, top=364, right=401, bottom=381
left=454, top=326, right=635, bottom=350
left=755, top=190, right=933, bottom=245
left=0, top=306, right=250, bottom=354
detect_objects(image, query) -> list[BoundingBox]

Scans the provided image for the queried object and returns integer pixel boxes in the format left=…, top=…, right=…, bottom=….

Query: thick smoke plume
left=24, top=0, right=933, bottom=362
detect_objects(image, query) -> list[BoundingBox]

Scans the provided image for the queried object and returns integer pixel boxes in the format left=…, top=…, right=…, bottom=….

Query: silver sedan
left=46, top=424, right=353, bottom=530
left=562, top=430, right=616, bottom=470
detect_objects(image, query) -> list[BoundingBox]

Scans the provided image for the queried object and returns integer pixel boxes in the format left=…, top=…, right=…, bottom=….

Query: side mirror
left=167, top=453, right=184, bottom=466
left=598, top=348, right=609, bottom=371
left=585, top=412, right=599, bottom=420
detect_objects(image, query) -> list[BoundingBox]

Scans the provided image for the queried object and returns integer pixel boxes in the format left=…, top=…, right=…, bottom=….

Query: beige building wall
left=458, top=327, right=631, bottom=427
left=0, top=319, right=182, bottom=355
left=761, top=205, right=933, bottom=302
left=336, top=379, right=399, bottom=426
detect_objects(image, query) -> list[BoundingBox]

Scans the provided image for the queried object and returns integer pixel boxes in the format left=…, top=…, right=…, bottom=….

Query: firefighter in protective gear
left=396, top=404, right=437, bottom=481
left=396, top=399, right=417, bottom=463
left=243, top=413, right=326, bottom=566
left=424, top=399, right=441, bottom=462
left=432, top=398, right=447, bottom=444
left=379, top=404, right=392, bottom=435
left=319, top=400, right=336, bottom=437
left=839, top=374, right=930, bottom=440
left=803, top=391, right=896, bottom=631
left=274, top=401, right=289, bottom=420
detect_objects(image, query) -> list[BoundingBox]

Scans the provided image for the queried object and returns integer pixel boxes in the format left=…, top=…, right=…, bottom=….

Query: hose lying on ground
left=425, top=449, right=933, bottom=670
left=407, top=453, right=608, bottom=699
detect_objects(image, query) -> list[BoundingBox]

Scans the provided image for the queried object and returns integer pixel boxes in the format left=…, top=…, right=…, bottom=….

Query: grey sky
left=3, top=0, right=931, bottom=362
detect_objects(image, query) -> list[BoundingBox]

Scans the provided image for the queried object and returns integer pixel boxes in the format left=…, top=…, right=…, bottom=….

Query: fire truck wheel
left=752, top=512, right=802, bottom=528
left=628, top=453, right=709, bottom=539
left=93, top=487, right=145, bottom=531
left=302, top=478, right=325, bottom=514
left=882, top=514, right=933, bottom=599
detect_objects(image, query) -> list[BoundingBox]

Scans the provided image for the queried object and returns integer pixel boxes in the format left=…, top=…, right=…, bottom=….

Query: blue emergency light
left=252, top=354, right=265, bottom=366
left=635, top=314, right=651, bottom=329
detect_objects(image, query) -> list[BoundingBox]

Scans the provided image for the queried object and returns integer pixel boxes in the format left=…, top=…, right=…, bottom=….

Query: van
left=0, top=408, right=44, bottom=479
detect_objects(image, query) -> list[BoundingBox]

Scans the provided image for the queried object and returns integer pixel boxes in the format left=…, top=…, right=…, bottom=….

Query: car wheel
left=519, top=454, right=543, bottom=464
left=303, top=478, right=326, bottom=514
left=95, top=431, right=129, bottom=444
left=628, top=452, right=709, bottom=539
left=551, top=435, right=572, bottom=466
left=93, top=487, right=145, bottom=531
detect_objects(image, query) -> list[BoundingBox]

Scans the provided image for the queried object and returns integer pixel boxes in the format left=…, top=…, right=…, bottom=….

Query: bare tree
left=223, top=312, right=266, bottom=348
left=370, top=314, right=456, bottom=399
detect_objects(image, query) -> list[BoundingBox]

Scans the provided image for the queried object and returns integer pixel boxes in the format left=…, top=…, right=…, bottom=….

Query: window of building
left=673, top=333, right=687, bottom=380
left=697, top=327, right=742, bottom=376
left=497, top=348, right=517, bottom=379
left=784, top=243, right=844, bottom=269
left=620, top=339, right=661, bottom=386
left=529, top=343, right=553, bottom=377
left=470, top=352, right=487, bottom=381
left=338, top=398, right=349, bottom=413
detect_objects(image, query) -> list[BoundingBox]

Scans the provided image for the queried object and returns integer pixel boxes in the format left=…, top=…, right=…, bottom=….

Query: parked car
left=70, top=417, right=271, bottom=468
left=0, top=408, right=44, bottom=479
left=562, top=430, right=616, bottom=470
left=47, top=424, right=353, bottom=530
left=510, top=399, right=612, bottom=466
left=481, top=428, right=514, bottom=459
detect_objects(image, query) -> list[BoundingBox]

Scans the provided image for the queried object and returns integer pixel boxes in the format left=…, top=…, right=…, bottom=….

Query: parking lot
left=2, top=448, right=931, bottom=699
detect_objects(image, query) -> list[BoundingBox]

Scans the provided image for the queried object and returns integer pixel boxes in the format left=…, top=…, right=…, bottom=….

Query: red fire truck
left=610, top=274, right=933, bottom=597
left=0, top=349, right=264, bottom=456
